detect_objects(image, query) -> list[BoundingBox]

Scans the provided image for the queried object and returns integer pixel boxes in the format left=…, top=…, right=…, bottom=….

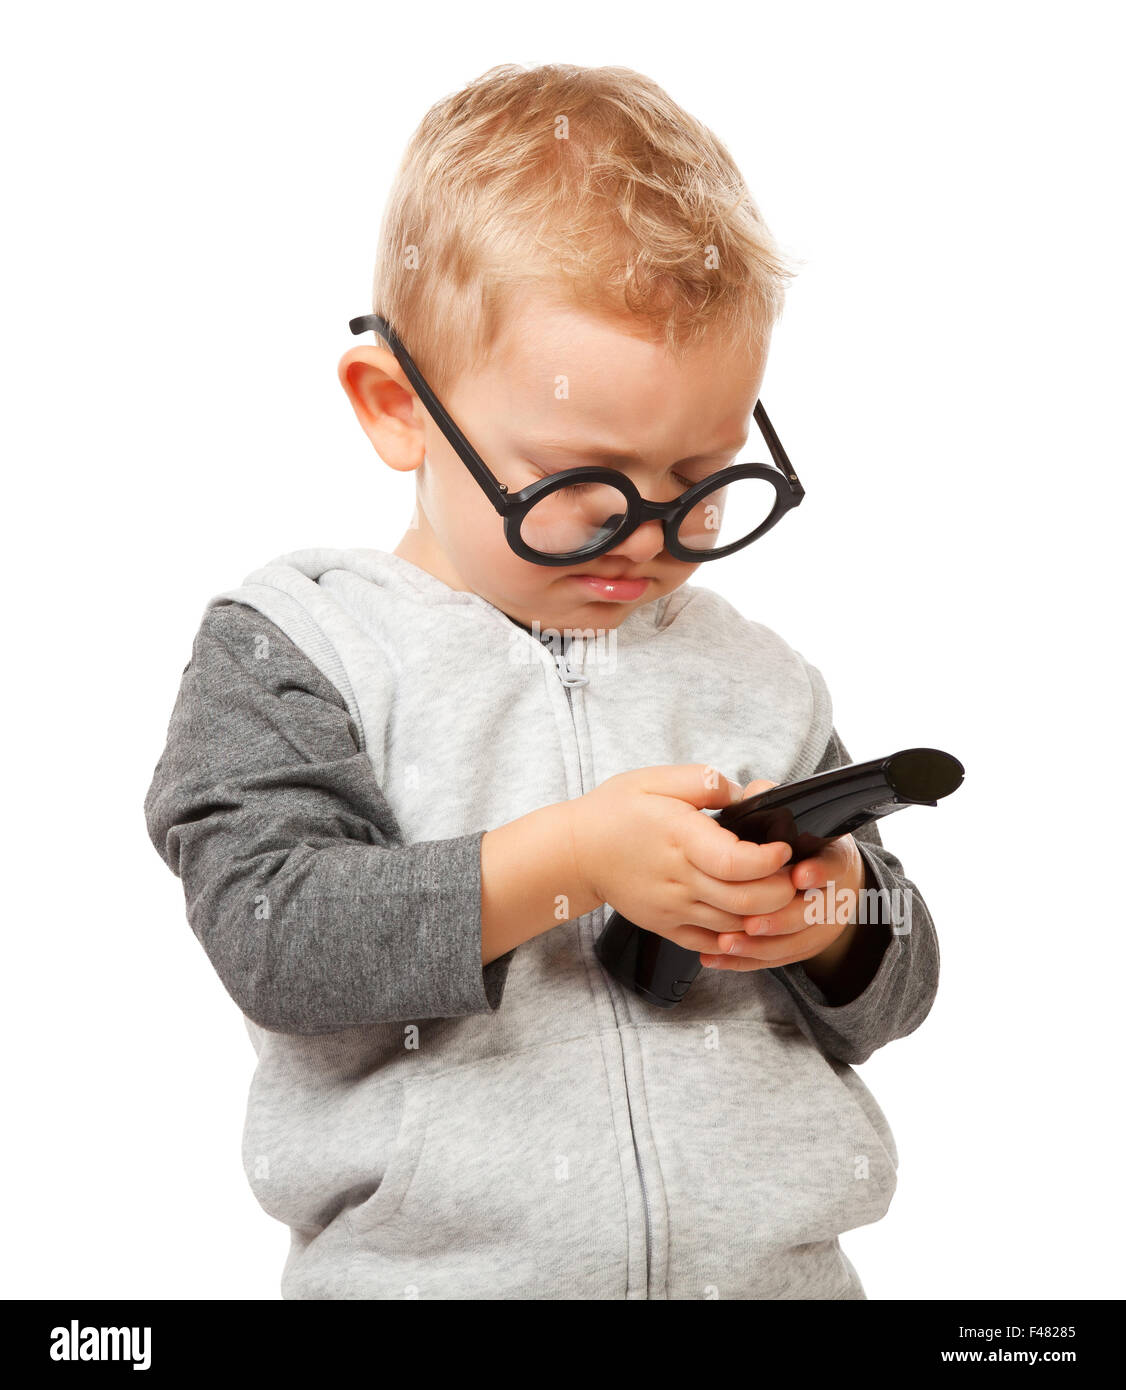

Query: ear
left=336, top=346, right=426, bottom=472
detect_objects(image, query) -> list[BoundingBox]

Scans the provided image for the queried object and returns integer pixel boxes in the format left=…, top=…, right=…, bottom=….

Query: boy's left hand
left=699, top=777, right=866, bottom=971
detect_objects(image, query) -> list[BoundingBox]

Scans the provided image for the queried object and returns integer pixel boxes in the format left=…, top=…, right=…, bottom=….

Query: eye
left=527, top=468, right=591, bottom=494
left=527, top=463, right=720, bottom=495
left=551, top=474, right=699, bottom=499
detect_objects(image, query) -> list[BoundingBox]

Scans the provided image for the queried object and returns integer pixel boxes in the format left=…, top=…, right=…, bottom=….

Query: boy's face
left=338, top=288, right=767, bottom=631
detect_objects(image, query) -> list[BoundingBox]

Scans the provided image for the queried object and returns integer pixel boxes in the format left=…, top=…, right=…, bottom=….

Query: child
left=144, top=62, right=938, bottom=1300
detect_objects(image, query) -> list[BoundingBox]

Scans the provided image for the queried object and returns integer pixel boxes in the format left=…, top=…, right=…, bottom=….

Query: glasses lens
left=518, top=479, right=632, bottom=557
left=674, top=475, right=780, bottom=553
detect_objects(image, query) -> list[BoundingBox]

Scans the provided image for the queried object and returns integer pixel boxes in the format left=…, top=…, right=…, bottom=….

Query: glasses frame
left=349, top=312, right=805, bottom=567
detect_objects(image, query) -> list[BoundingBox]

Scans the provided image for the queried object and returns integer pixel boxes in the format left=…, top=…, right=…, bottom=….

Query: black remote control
left=593, top=747, right=964, bottom=1008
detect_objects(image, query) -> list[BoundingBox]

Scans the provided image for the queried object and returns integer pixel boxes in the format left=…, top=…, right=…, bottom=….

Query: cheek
left=427, top=463, right=499, bottom=550
left=418, top=452, right=566, bottom=607
left=440, top=486, right=546, bottom=594
left=484, top=537, right=537, bottom=589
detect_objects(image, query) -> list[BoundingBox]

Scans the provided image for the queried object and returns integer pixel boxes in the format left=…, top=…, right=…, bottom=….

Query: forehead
left=479, top=291, right=765, bottom=449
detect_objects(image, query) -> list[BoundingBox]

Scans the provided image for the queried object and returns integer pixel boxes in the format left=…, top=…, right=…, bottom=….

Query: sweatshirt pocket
left=635, top=1020, right=898, bottom=1300
left=342, top=1035, right=630, bottom=1299
left=342, top=1078, right=429, bottom=1232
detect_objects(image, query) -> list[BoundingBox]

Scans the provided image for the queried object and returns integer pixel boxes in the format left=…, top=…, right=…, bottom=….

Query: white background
left=4, top=1, right=1122, bottom=1301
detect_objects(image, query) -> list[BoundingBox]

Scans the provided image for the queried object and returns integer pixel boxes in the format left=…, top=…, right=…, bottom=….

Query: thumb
left=741, top=776, right=778, bottom=800
left=640, top=763, right=748, bottom=810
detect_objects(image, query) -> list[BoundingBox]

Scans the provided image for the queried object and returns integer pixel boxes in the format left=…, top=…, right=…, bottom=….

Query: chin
left=564, top=594, right=653, bottom=625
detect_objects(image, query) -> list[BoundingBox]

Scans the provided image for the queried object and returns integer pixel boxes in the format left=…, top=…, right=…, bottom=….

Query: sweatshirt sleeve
left=768, top=727, right=940, bottom=1065
left=143, top=600, right=516, bottom=1033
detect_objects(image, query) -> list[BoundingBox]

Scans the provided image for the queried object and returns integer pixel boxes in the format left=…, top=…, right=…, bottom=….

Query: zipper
left=618, top=994, right=654, bottom=1294
left=539, top=627, right=654, bottom=1296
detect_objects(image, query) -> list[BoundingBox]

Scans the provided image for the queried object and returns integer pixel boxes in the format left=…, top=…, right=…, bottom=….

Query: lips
left=570, top=574, right=650, bottom=601
left=571, top=569, right=648, bottom=582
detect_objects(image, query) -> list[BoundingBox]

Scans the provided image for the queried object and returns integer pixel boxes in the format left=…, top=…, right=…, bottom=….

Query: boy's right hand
left=564, top=765, right=795, bottom=954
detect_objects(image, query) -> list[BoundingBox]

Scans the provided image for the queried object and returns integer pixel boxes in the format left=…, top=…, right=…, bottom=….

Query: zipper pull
left=554, top=649, right=590, bottom=688
left=541, top=632, right=590, bottom=688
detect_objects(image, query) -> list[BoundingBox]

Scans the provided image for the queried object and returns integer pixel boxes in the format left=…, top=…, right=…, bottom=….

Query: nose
left=602, top=517, right=667, bottom=565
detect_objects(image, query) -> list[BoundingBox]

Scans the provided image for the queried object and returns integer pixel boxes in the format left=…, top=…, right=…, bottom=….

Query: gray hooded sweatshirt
left=144, top=547, right=939, bottom=1300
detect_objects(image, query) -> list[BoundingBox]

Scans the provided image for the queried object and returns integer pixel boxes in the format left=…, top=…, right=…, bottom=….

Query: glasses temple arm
left=753, top=401, right=803, bottom=491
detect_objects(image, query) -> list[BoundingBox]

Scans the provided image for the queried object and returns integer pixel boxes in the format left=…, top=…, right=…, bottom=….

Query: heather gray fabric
left=144, top=547, right=940, bottom=1300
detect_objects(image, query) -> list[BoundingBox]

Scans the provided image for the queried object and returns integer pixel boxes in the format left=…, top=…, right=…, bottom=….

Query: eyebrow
left=520, top=436, right=749, bottom=466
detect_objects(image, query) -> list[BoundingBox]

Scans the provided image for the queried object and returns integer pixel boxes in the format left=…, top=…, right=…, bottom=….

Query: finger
left=700, top=945, right=816, bottom=971
left=789, top=856, right=829, bottom=893
left=715, top=897, right=820, bottom=950
left=699, top=952, right=776, bottom=971
left=717, top=920, right=841, bottom=965
left=740, top=776, right=777, bottom=799
left=695, top=867, right=797, bottom=922
left=789, top=838, right=852, bottom=891
left=679, top=812, right=793, bottom=883
left=663, top=906, right=756, bottom=948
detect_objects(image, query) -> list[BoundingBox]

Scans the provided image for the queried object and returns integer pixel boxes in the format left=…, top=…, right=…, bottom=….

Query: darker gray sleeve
left=143, top=601, right=515, bottom=1033
left=769, top=728, right=941, bottom=1065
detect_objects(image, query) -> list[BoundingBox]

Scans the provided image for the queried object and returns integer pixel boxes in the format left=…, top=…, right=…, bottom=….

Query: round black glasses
left=349, top=313, right=805, bottom=567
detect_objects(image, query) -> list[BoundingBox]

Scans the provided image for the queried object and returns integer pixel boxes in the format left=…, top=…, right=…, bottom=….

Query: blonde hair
left=369, top=63, right=801, bottom=397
